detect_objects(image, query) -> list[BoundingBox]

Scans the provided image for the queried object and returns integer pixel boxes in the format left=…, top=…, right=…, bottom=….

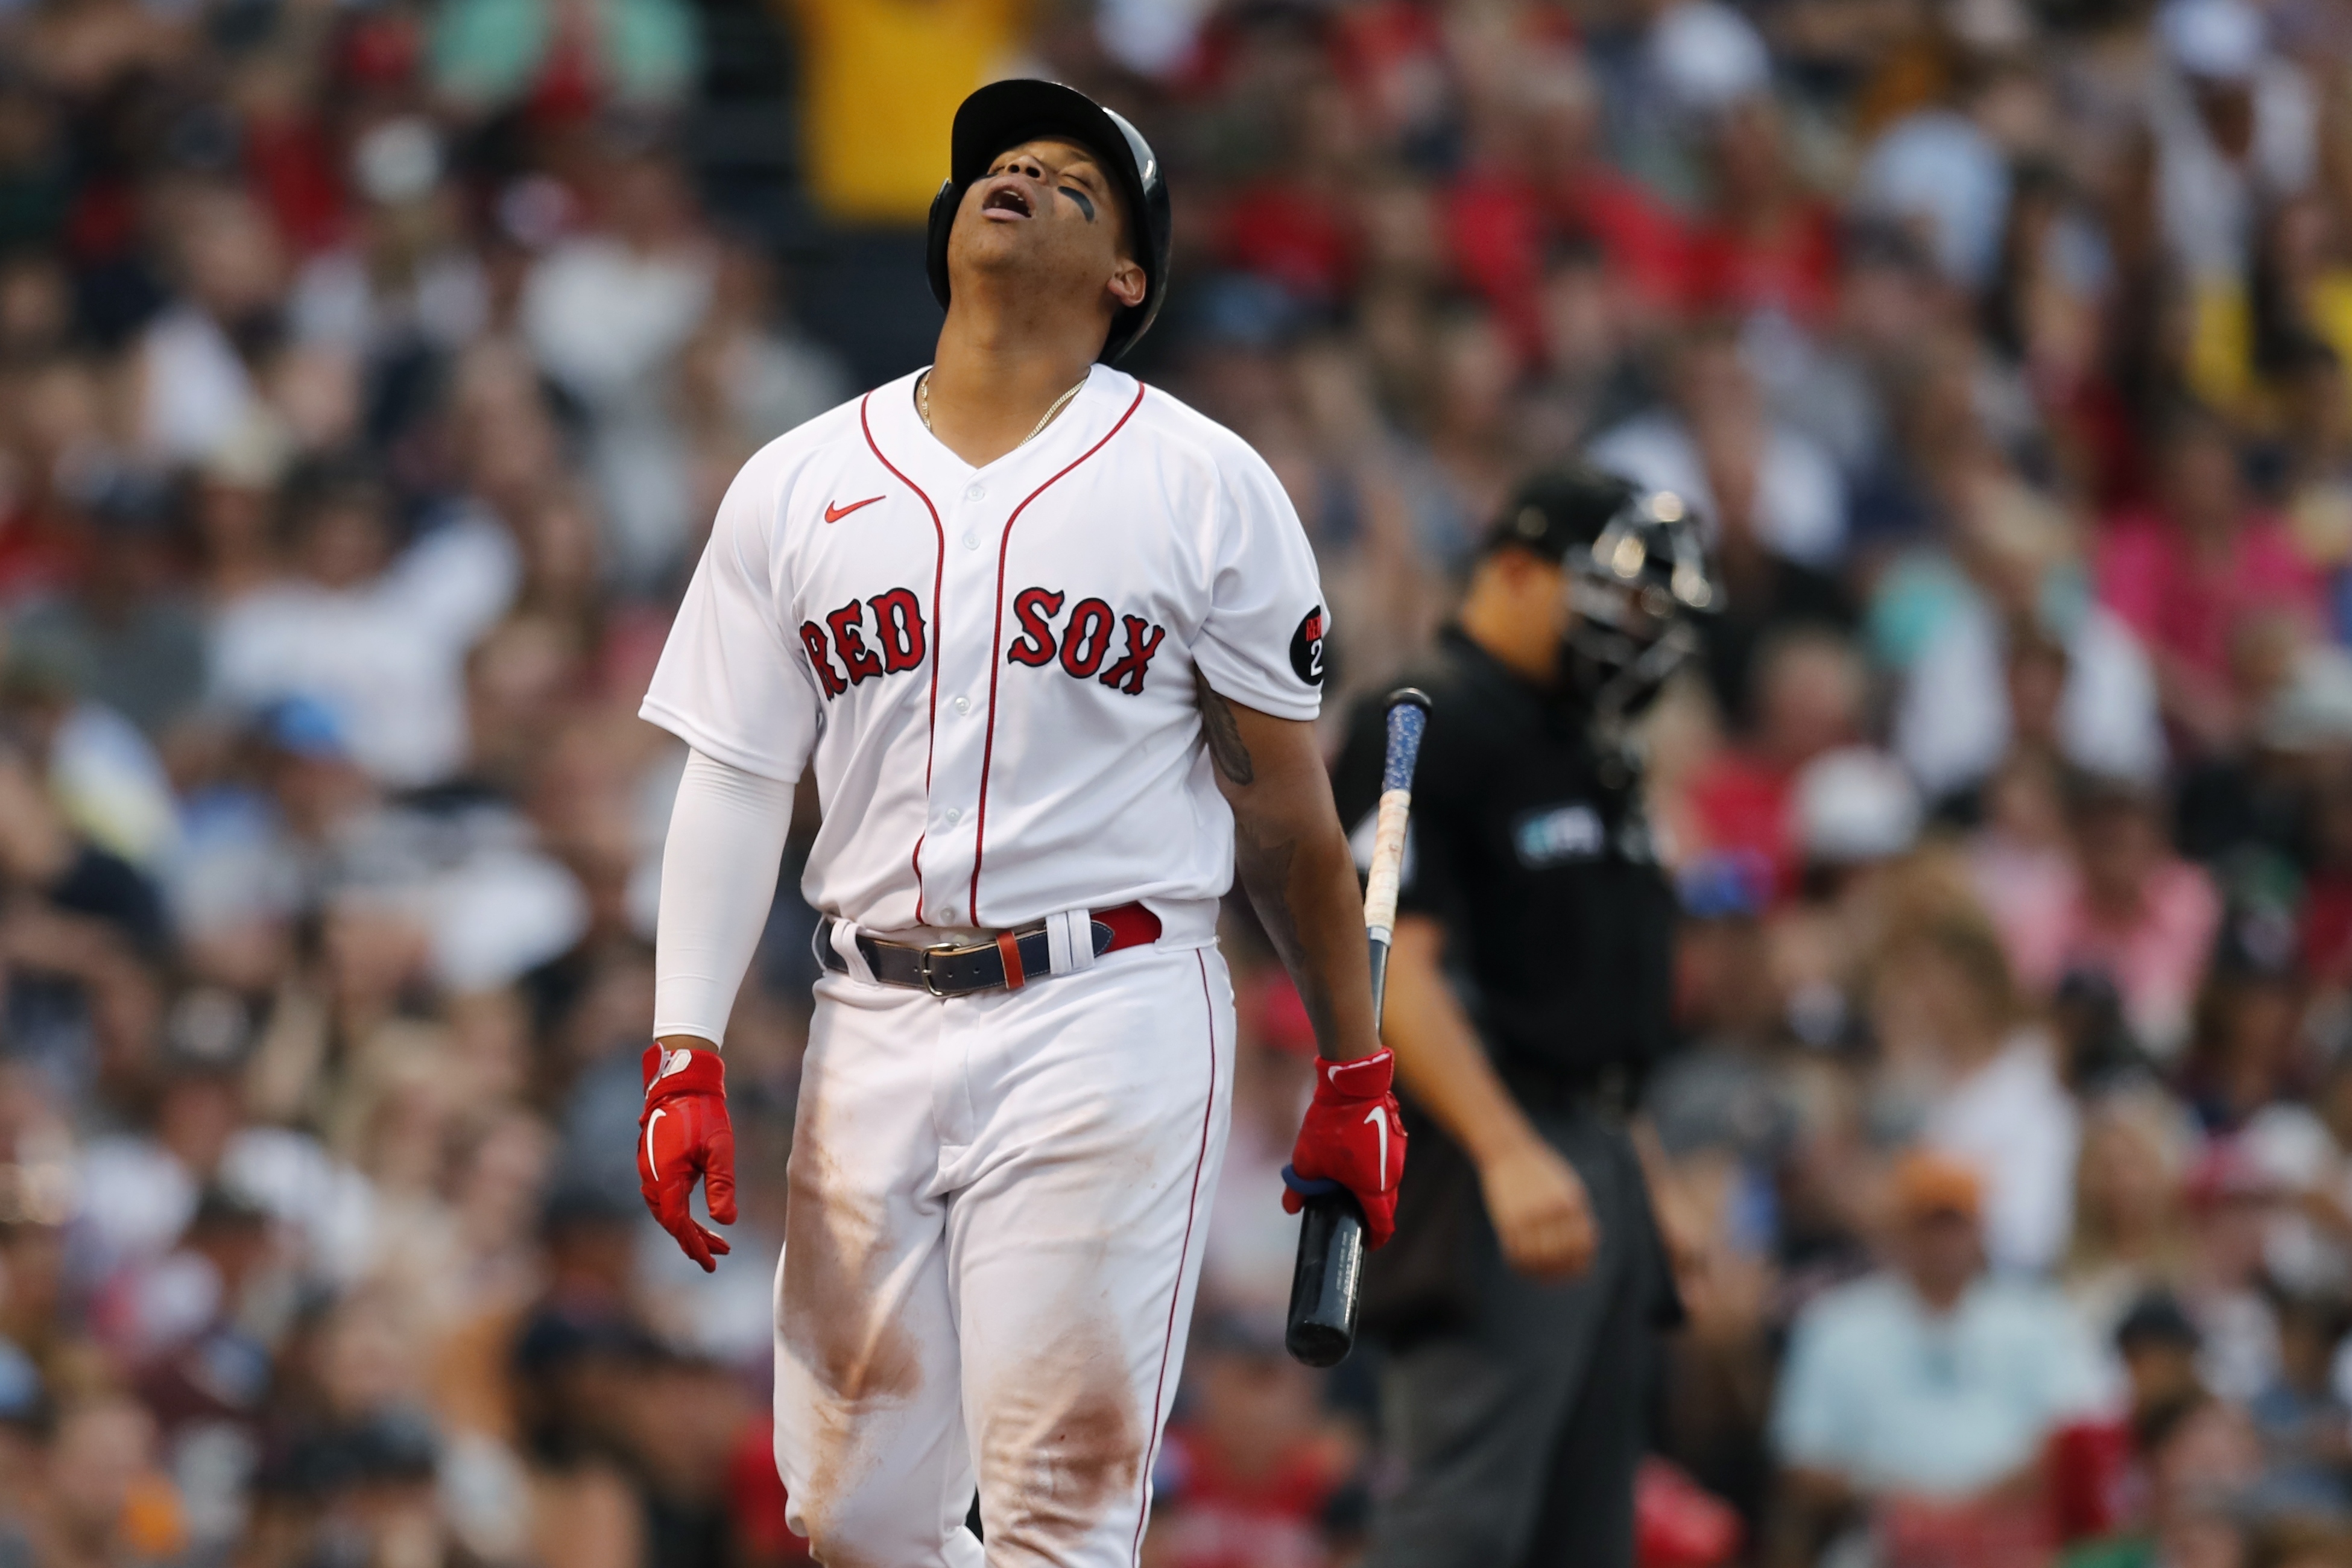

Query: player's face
left=949, top=138, right=1146, bottom=335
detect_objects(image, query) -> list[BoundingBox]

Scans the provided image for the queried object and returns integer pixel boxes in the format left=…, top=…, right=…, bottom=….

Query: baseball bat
left=1285, top=686, right=1432, bottom=1368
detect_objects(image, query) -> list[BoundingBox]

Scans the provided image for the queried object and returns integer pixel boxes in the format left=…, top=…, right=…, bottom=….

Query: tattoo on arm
left=1197, top=669, right=1344, bottom=1045
left=1195, top=669, right=1254, bottom=786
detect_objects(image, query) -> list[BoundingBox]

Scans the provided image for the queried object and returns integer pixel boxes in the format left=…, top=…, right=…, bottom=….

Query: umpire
left=1333, top=465, right=1717, bottom=1567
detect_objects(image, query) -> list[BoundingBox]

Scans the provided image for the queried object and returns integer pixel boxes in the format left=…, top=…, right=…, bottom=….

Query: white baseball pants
left=773, top=941, right=1236, bottom=1567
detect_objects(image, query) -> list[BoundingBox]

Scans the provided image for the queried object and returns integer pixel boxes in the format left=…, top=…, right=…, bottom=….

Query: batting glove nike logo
left=637, top=1045, right=736, bottom=1272
left=1283, top=1048, right=1408, bottom=1247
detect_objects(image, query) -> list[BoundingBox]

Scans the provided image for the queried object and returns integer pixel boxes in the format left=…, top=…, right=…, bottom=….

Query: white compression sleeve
left=651, top=748, right=797, bottom=1046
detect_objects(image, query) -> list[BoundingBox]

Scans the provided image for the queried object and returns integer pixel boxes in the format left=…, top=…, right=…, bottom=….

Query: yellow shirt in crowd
left=788, top=0, right=1031, bottom=224
left=2186, top=269, right=2352, bottom=430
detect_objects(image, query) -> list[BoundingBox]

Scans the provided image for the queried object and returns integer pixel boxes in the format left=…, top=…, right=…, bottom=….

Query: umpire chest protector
left=1335, top=629, right=1678, bottom=1089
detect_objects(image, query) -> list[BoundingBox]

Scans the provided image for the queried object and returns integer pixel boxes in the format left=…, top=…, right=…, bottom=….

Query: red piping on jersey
left=860, top=391, right=946, bottom=925
left=969, top=382, right=1147, bottom=924
left=1131, top=950, right=1219, bottom=1566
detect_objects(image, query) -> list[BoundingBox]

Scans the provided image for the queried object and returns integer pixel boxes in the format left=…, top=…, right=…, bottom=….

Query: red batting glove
left=1282, top=1048, right=1408, bottom=1248
left=639, top=1044, right=736, bottom=1271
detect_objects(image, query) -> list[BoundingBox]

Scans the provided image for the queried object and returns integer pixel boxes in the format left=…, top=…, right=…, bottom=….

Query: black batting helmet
left=926, top=80, right=1172, bottom=363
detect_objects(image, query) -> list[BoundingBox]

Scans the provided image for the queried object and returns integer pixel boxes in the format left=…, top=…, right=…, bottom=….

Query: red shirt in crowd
left=0, top=507, right=84, bottom=603
left=2300, top=868, right=2352, bottom=985
left=727, top=1417, right=816, bottom=1564
left=1446, top=166, right=1690, bottom=361
left=1218, top=182, right=1363, bottom=305
left=2094, top=509, right=2324, bottom=686
left=1148, top=1424, right=1348, bottom=1568
left=245, top=115, right=349, bottom=257
left=1684, top=750, right=1801, bottom=897
left=1681, top=200, right=1841, bottom=329
left=1326, top=1, right=1575, bottom=135
left=2047, top=1416, right=2140, bottom=1544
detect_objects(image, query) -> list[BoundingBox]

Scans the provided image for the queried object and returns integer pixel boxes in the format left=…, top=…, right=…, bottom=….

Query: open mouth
left=981, top=183, right=1034, bottom=219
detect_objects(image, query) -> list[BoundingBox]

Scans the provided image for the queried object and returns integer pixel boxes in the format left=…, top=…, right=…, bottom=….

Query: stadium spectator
left=1768, top=1151, right=2105, bottom=1563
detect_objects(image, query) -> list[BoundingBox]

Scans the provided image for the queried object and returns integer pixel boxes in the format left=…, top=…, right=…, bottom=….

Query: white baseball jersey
left=640, top=362, right=1329, bottom=944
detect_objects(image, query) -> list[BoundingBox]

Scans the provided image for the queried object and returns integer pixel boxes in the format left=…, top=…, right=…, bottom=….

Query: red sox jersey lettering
left=1005, top=587, right=1168, bottom=694
left=801, top=588, right=932, bottom=697
left=640, top=364, right=1327, bottom=940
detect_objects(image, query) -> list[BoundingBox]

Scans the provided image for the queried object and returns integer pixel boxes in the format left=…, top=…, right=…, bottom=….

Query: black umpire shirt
left=1332, top=627, right=1677, bottom=1093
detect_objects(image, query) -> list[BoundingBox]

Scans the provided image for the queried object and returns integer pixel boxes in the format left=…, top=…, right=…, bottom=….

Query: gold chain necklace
left=917, top=370, right=1089, bottom=449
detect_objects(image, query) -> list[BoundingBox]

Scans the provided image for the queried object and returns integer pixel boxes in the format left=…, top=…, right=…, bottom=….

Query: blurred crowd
left=19, top=0, right=2352, bottom=1563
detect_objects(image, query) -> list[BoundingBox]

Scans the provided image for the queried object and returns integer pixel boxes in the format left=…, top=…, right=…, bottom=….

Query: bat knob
left=1285, top=1192, right=1366, bottom=1367
left=1386, top=687, right=1432, bottom=714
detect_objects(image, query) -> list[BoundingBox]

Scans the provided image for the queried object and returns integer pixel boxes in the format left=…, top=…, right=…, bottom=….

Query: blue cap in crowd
left=259, top=695, right=352, bottom=762
left=1678, top=851, right=1774, bottom=920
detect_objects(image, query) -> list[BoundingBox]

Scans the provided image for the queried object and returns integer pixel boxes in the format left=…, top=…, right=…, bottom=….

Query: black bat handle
left=1286, top=1192, right=1367, bottom=1367
left=1285, top=688, right=1430, bottom=1368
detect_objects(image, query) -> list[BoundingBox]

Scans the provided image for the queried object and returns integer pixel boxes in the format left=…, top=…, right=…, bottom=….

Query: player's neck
left=926, top=302, right=1105, bottom=469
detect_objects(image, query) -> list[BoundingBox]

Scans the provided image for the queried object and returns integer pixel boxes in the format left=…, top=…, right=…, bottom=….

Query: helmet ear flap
left=926, top=177, right=959, bottom=313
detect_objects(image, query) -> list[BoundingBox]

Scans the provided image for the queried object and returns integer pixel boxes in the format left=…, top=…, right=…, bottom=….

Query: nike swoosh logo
left=825, top=496, right=884, bottom=523
left=646, top=1107, right=667, bottom=1180
left=1365, top=1105, right=1389, bottom=1190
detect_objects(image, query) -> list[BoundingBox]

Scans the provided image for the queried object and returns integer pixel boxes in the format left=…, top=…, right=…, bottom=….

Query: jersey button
left=962, top=533, right=979, bottom=549
left=965, top=484, right=985, bottom=501
left=945, top=807, right=963, bottom=824
left=952, top=695, right=972, bottom=715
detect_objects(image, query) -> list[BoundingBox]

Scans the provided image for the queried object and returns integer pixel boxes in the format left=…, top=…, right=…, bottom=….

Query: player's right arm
left=637, top=447, right=821, bottom=1267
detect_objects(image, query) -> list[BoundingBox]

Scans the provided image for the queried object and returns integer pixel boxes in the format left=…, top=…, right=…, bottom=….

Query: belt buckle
left=918, top=936, right=996, bottom=997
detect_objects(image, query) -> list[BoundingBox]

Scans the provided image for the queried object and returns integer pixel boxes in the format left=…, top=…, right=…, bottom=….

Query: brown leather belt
left=814, top=902, right=1162, bottom=996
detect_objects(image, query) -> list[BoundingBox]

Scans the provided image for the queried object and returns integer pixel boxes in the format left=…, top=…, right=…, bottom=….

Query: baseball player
left=630, top=81, right=1406, bottom=1567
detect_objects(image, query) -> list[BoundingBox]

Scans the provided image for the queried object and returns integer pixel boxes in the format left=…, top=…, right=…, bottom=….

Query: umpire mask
left=1491, top=467, right=1719, bottom=724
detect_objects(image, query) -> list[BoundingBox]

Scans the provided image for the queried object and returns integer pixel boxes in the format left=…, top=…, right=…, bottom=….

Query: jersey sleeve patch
left=1289, top=605, right=1327, bottom=687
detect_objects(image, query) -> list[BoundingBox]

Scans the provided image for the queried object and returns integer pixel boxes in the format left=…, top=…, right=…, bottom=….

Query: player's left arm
left=1195, top=668, right=1380, bottom=1063
left=1197, top=670, right=1407, bottom=1242
left=1192, top=447, right=1406, bottom=1238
